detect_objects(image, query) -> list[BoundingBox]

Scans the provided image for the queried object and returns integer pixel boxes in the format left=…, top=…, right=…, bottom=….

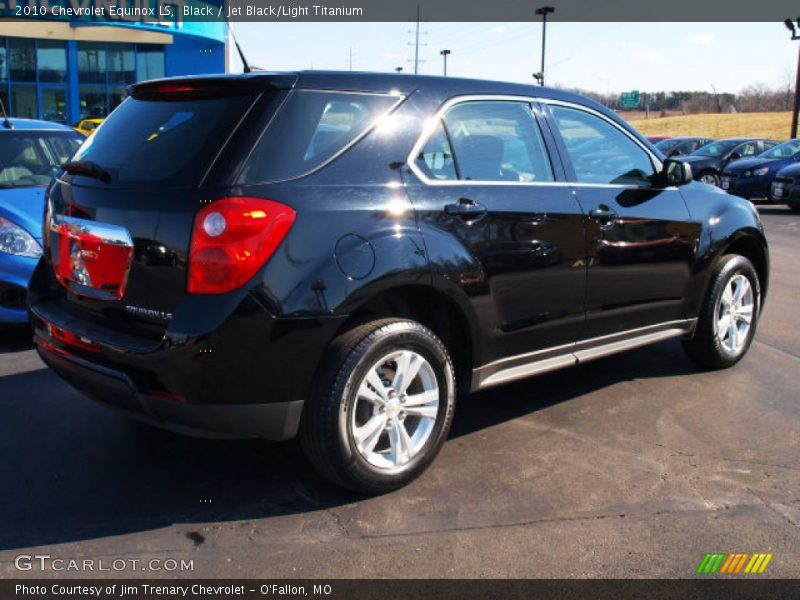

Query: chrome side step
left=472, top=319, right=697, bottom=391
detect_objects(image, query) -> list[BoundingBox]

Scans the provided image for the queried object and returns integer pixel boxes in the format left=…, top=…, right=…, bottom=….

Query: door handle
left=445, top=198, right=487, bottom=219
left=589, top=205, right=619, bottom=229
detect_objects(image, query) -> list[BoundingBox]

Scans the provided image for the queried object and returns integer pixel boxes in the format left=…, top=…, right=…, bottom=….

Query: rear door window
left=71, top=94, right=259, bottom=187
left=239, top=91, right=400, bottom=183
left=414, top=121, right=458, bottom=181
left=443, top=101, right=554, bottom=183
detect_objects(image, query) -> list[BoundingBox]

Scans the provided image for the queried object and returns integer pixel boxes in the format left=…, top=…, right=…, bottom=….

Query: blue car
left=721, top=138, right=800, bottom=200
left=0, top=118, right=83, bottom=324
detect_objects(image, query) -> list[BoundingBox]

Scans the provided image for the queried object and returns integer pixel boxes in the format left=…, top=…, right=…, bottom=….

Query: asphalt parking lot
left=0, top=205, right=798, bottom=579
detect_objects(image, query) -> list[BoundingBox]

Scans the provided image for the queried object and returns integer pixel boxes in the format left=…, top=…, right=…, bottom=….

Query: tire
left=299, top=318, right=456, bottom=495
left=699, top=170, right=720, bottom=187
left=682, top=254, right=761, bottom=369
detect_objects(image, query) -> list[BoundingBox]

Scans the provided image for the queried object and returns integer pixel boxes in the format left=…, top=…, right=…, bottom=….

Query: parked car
left=654, top=136, right=715, bottom=158
left=721, top=138, right=800, bottom=200
left=769, top=162, right=800, bottom=210
left=679, top=138, right=779, bottom=186
left=72, top=118, right=104, bottom=136
left=29, top=72, right=769, bottom=494
left=0, top=119, right=83, bottom=325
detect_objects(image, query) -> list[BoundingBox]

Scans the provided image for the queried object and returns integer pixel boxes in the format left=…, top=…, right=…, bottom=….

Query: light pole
left=784, top=18, right=800, bottom=138
left=440, top=49, right=451, bottom=76
left=534, top=6, right=554, bottom=86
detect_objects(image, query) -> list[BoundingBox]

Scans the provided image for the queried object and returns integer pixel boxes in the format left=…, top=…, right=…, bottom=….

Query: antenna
left=226, top=21, right=253, bottom=73
left=0, top=96, right=12, bottom=129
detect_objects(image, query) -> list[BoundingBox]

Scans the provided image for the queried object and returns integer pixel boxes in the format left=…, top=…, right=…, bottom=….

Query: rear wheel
left=300, top=319, right=456, bottom=494
left=682, top=254, right=760, bottom=369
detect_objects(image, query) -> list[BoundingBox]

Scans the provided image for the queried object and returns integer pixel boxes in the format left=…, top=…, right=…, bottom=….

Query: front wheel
left=300, top=319, right=456, bottom=494
left=699, top=170, right=720, bottom=186
left=682, top=254, right=761, bottom=369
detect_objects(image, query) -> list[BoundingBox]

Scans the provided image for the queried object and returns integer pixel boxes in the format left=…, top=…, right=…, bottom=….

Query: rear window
left=239, top=90, right=400, bottom=183
left=71, top=94, right=258, bottom=187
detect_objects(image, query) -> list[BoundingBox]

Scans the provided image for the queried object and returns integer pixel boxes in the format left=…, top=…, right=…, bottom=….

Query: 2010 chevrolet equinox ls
left=29, top=72, right=769, bottom=494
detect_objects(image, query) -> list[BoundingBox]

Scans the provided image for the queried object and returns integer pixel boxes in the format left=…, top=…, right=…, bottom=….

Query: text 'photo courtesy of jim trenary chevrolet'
left=0, top=1, right=799, bottom=597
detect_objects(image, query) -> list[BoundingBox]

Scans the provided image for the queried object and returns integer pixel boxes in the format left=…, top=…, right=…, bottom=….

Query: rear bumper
left=771, top=183, right=800, bottom=206
left=722, top=177, right=769, bottom=199
left=36, top=340, right=304, bottom=440
left=29, top=292, right=346, bottom=440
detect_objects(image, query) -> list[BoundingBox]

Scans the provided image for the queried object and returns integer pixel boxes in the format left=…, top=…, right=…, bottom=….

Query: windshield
left=692, top=140, right=738, bottom=157
left=0, top=131, right=82, bottom=188
left=760, top=139, right=800, bottom=159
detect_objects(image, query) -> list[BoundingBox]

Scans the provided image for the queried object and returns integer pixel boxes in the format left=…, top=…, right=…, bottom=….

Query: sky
left=227, top=22, right=795, bottom=95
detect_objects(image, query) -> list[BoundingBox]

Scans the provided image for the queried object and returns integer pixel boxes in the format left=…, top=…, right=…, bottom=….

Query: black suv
left=29, top=72, right=769, bottom=494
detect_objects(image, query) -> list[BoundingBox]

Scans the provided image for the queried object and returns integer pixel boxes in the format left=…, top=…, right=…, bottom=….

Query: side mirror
left=663, top=158, right=693, bottom=186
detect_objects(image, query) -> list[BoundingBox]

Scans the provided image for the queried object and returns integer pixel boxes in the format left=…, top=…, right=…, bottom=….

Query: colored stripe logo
left=696, top=552, right=773, bottom=574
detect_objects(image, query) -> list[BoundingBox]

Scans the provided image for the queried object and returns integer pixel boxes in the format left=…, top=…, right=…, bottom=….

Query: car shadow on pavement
left=757, top=206, right=797, bottom=216
left=0, top=326, right=33, bottom=354
left=0, top=339, right=697, bottom=551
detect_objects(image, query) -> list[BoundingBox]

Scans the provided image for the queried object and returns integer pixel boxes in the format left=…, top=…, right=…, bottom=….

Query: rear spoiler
left=129, top=74, right=299, bottom=100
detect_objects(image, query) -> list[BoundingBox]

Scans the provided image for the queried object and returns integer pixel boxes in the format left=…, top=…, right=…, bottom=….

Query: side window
left=240, top=91, right=399, bottom=183
left=550, top=105, right=656, bottom=186
left=738, top=142, right=758, bottom=157
left=415, top=121, right=457, bottom=181
left=442, top=101, right=554, bottom=183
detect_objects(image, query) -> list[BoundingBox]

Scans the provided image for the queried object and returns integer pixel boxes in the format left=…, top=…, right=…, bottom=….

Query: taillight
left=49, top=214, right=134, bottom=301
left=188, top=197, right=295, bottom=294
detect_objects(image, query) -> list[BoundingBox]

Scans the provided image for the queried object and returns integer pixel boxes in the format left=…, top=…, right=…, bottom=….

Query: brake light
left=188, top=197, right=295, bottom=294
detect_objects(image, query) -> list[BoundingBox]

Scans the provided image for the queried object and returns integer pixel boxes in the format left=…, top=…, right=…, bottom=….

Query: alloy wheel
left=350, top=350, right=440, bottom=470
left=715, top=274, right=754, bottom=354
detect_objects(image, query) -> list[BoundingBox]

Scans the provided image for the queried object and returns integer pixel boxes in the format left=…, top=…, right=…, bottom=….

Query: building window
left=8, top=38, right=35, bottom=82
left=78, top=42, right=106, bottom=83
left=37, top=40, right=67, bottom=83
left=136, top=46, right=165, bottom=81
left=79, top=85, right=106, bottom=119
left=10, top=84, right=37, bottom=119
left=108, top=43, right=135, bottom=84
left=0, top=37, right=168, bottom=123
left=109, top=85, right=127, bottom=112
left=41, top=87, right=67, bottom=123
left=0, top=38, right=7, bottom=82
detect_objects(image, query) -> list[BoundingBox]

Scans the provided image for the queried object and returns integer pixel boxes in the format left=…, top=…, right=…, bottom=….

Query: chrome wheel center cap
left=386, top=398, right=400, bottom=416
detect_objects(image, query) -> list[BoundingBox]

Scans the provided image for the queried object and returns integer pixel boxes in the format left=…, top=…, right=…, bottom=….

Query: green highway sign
left=619, top=90, right=640, bottom=109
